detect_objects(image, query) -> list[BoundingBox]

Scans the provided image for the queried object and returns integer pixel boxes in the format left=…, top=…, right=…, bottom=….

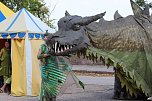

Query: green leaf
left=79, top=80, right=85, bottom=90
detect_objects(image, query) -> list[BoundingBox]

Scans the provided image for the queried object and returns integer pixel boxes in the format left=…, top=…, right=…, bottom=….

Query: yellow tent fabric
left=31, top=40, right=43, bottom=95
left=0, top=2, right=14, bottom=18
left=11, top=39, right=27, bottom=96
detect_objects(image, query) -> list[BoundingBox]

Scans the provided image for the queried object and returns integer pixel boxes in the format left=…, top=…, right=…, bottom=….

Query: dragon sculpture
left=46, top=0, right=152, bottom=99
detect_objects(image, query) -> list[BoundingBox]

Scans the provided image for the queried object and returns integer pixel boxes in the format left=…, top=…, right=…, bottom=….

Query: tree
left=135, top=0, right=152, bottom=8
left=135, top=0, right=146, bottom=7
left=1, top=0, right=55, bottom=28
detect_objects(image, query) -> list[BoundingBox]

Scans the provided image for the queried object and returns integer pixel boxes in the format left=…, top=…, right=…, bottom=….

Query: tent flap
left=0, top=32, right=44, bottom=39
left=11, top=39, right=27, bottom=96
left=28, top=33, right=44, bottom=39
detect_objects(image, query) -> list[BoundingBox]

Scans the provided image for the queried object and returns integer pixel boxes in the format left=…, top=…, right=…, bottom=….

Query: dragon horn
left=114, top=10, right=123, bottom=20
left=65, top=10, right=71, bottom=16
left=73, top=12, right=106, bottom=26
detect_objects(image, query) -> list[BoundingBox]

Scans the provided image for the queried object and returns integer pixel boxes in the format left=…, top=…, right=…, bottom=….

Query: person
left=113, top=67, right=127, bottom=99
left=37, top=30, right=84, bottom=101
left=113, top=67, right=122, bottom=99
left=0, top=41, right=11, bottom=93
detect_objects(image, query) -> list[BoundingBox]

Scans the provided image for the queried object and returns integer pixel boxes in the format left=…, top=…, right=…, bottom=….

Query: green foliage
left=135, top=0, right=147, bottom=7
left=1, top=0, right=55, bottom=28
left=135, top=0, right=152, bottom=8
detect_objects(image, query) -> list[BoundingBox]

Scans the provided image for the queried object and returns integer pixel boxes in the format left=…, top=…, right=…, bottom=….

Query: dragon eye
left=72, top=24, right=81, bottom=31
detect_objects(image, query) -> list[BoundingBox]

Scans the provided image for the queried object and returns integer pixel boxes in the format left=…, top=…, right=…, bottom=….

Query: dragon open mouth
left=51, top=42, right=77, bottom=55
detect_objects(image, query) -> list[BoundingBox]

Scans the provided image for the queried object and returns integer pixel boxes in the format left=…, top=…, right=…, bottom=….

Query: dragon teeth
left=53, top=42, right=74, bottom=53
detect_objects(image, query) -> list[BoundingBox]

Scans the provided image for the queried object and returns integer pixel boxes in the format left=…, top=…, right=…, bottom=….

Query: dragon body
left=46, top=0, right=152, bottom=98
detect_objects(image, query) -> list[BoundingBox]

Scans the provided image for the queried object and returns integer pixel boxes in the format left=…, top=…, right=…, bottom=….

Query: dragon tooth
left=56, top=42, right=61, bottom=53
left=66, top=45, right=69, bottom=50
left=61, top=48, right=63, bottom=52
left=57, top=48, right=60, bottom=53
left=62, top=45, right=65, bottom=51
left=55, top=42, right=57, bottom=53
left=65, top=45, right=67, bottom=50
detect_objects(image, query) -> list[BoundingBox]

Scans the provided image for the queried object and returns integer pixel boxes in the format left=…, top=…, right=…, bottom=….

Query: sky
left=44, top=0, right=152, bottom=28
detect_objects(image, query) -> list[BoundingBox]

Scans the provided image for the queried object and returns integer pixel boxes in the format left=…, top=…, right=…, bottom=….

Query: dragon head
left=46, top=11, right=105, bottom=56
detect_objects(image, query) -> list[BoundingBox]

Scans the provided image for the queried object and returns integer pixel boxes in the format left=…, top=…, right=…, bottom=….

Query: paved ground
left=0, top=84, right=114, bottom=101
left=0, top=76, right=115, bottom=101
left=72, top=65, right=114, bottom=73
left=58, top=84, right=114, bottom=101
left=0, top=65, right=147, bottom=101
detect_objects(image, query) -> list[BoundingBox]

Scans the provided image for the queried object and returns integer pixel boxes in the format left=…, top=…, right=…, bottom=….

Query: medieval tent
left=0, top=2, right=14, bottom=22
left=0, top=8, right=54, bottom=96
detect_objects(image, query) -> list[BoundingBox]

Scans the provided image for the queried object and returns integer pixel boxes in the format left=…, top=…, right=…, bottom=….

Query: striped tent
left=0, top=8, right=54, bottom=96
left=0, top=2, right=14, bottom=22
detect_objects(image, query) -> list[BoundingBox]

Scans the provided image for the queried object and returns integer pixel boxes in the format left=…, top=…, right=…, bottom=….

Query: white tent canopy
left=0, top=8, right=54, bottom=96
left=0, top=8, right=54, bottom=33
